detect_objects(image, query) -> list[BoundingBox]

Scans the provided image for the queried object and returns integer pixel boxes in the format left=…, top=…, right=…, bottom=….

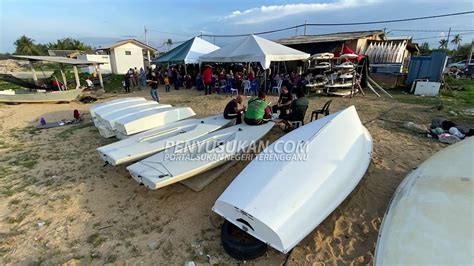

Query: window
left=125, top=51, right=131, bottom=55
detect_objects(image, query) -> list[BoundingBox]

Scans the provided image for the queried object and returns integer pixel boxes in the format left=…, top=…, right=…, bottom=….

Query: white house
left=77, top=54, right=112, bottom=74
left=96, top=39, right=157, bottom=74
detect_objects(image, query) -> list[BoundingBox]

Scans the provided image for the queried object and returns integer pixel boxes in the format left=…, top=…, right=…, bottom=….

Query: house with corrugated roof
left=277, top=30, right=385, bottom=55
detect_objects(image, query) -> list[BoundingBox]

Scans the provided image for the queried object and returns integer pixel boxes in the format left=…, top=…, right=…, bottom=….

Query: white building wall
left=77, top=54, right=112, bottom=74
left=111, top=43, right=145, bottom=74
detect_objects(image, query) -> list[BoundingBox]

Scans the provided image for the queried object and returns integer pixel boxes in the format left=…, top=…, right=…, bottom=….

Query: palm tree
left=165, top=39, right=173, bottom=51
left=13, top=35, right=40, bottom=55
left=438, top=38, right=448, bottom=49
left=451, top=34, right=463, bottom=49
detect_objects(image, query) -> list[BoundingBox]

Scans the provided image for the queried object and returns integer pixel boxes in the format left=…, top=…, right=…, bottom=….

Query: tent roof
left=152, top=37, right=219, bottom=64
left=199, top=35, right=310, bottom=69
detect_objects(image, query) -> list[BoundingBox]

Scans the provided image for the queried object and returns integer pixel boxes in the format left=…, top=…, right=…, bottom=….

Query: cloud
left=222, top=0, right=380, bottom=25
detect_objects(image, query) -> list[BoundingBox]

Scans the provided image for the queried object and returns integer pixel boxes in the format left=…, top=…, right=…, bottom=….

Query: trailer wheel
left=221, top=220, right=267, bottom=260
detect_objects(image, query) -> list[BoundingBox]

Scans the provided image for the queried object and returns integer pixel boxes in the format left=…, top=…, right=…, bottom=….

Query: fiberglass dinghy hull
left=95, top=104, right=173, bottom=138
left=127, top=122, right=275, bottom=189
left=374, top=137, right=474, bottom=265
left=97, top=115, right=232, bottom=165
left=212, top=106, right=372, bottom=253
left=114, top=107, right=196, bottom=138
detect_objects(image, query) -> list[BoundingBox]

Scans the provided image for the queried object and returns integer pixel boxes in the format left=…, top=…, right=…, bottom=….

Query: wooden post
left=29, top=61, right=38, bottom=85
left=95, top=64, right=104, bottom=89
left=60, top=64, right=68, bottom=90
left=73, top=65, right=80, bottom=89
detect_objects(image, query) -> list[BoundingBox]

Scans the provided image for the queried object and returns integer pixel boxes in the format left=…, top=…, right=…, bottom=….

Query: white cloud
left=222, top=0, right=380, bottom=25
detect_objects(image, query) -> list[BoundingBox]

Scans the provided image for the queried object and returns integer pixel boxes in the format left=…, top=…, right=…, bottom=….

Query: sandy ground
left=0, top=86, right=472, bottom=265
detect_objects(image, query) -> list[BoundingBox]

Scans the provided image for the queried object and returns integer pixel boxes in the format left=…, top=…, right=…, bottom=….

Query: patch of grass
left=87, top=233, right=105, bottom=248
left=4, top=212, right=28, bottom=224
left=105, top=254, right=117, bottom=263
left=9, top=198, right=21, bottom=205
left=56, top=122, right=93, bottom=140
left=7, top=152, right=40, bottom=169
left=104, top=74, right=127, bottom=93
left=395, top=78, right=474, bottom=114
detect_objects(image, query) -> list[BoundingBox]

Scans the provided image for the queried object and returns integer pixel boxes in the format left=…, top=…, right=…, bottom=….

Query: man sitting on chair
left=272, top=85, right=293, bottom=117
left=224, top=95, right=246, bottom=125
left=280, top=90, right=309, bottom=131
left=244, top=91, right=272, bottom=125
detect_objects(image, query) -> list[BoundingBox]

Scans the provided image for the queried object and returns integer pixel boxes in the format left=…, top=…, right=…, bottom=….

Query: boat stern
left=127, top=161, right=170, bottom=190
left=212, top=200, right=289, bottom=253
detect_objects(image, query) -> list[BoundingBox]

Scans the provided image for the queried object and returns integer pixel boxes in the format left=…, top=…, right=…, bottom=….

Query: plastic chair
left=219, top=80, right=227, bottom=94
left=243, top=80, right=251, bottom=95
left=272, top=80, right=283, bottom=95
left=311, top=100, right=332, bottom=121
left=249, top=80, right=258, bottom=95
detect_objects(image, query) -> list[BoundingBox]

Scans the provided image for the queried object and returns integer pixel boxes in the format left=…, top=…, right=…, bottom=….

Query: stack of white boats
left=92, top=97, right=276, bottom=189
left=92, top=99, right=378, bottom=255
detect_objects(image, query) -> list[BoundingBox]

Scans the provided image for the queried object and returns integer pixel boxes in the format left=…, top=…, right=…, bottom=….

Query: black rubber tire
left=221, top=220, right=267, bottom=260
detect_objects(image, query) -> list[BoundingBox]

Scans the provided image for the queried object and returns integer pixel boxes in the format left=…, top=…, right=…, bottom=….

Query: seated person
left=244, top=91, right=272, bottom=125
left=281, top=90, right=309, bottom=131
left=272, top=86, right=293, bottom=116
left=85, top=77, right=94, bottom=89
left=224, top=95, right=246, bottom=124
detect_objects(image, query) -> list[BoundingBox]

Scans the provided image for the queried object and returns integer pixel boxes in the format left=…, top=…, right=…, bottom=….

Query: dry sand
left=0, top=87, right=472, bottom=265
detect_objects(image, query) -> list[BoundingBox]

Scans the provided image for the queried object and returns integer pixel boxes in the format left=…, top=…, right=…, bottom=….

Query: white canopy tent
left=199, top=35, right=310, bottom=90
left=199, top=35, right=310, bottom=69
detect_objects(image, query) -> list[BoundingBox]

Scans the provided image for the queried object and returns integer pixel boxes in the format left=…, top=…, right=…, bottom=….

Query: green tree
left=450, top=34, right=462, bottom=49
left=165, top=39, right=173, bottom=51
left=438, top=39, right=448, bottom=49
left=13, top=35, right=41, bottom=55
left=419, top=42, right=431, bottom=55
left=47, top=38, right=92, bottom=51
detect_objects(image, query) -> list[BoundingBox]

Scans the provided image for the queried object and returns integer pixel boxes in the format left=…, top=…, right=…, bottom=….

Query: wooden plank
left=180, top=161, right=239, bottom=192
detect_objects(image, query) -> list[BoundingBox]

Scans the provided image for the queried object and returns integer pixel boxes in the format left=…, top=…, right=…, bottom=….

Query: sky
left=0, top=0, right=473, bottom=53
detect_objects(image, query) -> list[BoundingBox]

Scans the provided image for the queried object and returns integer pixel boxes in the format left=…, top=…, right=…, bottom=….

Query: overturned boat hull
left=213, top=106, right=372, bottom=253
left=374, top=138, right=474, bottom=265
left=127, top=122, right=275, bottom=189
left=97, top=115, right=232, bottom=165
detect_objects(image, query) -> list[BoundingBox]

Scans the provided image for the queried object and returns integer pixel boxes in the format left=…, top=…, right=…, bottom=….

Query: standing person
left=133, top=67, right=139, bottom=88
left=139, top=67, right=147, bottom=89
left=127, top=68, right=135, bottom=89
left=202, top=65, right=212, bottom=95
left=172, top=68, right=179, bottom=90
left=123, top=73, right=130, bottom=93
left=223, top=95, right=246, bottom=125
left=149, top=72, right=159, bottom=102
left=164, top=74, right=171, bottom=92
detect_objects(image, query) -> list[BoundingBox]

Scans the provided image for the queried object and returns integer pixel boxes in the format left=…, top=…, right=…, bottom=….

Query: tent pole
left=29, top=61, right=39, bottom=86
left=60, top=64, right=68, bottom=90
left=73, top=65, right=80, bottom=89
left=96, top=64, right=104, bottom=89
left=264, top=68, right=267, bottom=93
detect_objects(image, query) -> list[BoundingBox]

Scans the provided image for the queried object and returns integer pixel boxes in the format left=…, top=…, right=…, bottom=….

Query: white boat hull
left=127, top=122, right=275, bottom=189
left=90, top=97, right=146, bottom=119
left=374, top=137, right=474, bottom=265
left=95, top=104, right=173, bottom=138
left=212, top=106, right=372, bottom=253
left=114, top=107, right=196, bottom=138
left=97, top=115, right=232, bottom=165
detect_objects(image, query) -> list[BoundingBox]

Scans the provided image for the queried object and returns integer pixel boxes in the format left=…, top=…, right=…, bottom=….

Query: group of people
left=123, top=67, right=147, bottom=93
left=223, top=85, right=309, bottom=131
